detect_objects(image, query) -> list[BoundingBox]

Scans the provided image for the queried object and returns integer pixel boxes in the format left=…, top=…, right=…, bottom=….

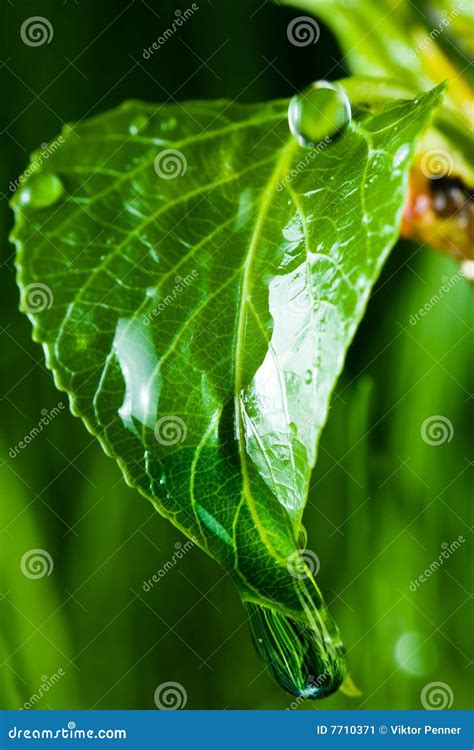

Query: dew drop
left=288, top=81, right=352, bottom=148
left=161, top=116, right=177, bottom=132
left=17, top=173, right=64, bottom=209
left=128, top=114, right=148, bottom=135
left=245, top=600, right=346, bottom=699
left=393, top=144, right=410, bottom=168
left=304, top=369, right=313, bottom=384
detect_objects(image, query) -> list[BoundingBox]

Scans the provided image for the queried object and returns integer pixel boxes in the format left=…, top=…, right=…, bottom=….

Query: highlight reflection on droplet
left=288, top=81, right=352, bottom=148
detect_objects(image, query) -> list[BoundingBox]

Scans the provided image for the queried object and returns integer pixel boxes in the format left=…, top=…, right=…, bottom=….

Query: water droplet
left=305, top=369, right=313, bottom=384
left=393, top=144, right=410, bottom=168
left=113, top=317, right=161, bottom=435
left=129, top=115, right=148, bottom=135
left=288, top=81, right=352, bottom=148
left=17, top=173, right=64, bottom=209
left=245, top=600, right=346, bottom=699
left=161, top=116, right=177, bottom=132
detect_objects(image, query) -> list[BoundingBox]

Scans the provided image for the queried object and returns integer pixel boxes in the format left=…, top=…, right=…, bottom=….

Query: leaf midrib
left=234, top=135, right=300, bottom=561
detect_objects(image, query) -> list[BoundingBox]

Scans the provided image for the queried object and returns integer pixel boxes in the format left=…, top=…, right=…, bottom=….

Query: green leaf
left=11, top=86, right=442, bottom=697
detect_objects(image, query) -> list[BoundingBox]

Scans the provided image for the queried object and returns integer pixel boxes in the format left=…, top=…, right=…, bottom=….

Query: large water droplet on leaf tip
left=17, top=173, right=64, bottom=209
left=245, top=601, right=346, bottom=699
left=288, top=81, right=352, bottom=149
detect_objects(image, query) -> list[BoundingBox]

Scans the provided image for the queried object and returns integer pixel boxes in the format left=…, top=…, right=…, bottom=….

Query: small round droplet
left=17, top=173, right=64, bottom=209
left=129, top=115, right=148, bottom=135
left=305, top=369, right=313, bottom=384
left=288, top=81, right=351, bottom=148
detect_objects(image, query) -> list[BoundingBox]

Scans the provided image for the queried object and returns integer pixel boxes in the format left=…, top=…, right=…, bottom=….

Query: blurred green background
left=0, top=0, right=472, bottom=710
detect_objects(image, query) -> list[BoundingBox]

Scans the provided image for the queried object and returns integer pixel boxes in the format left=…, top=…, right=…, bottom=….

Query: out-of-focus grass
left=0, top=0, right=471, bottom=711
